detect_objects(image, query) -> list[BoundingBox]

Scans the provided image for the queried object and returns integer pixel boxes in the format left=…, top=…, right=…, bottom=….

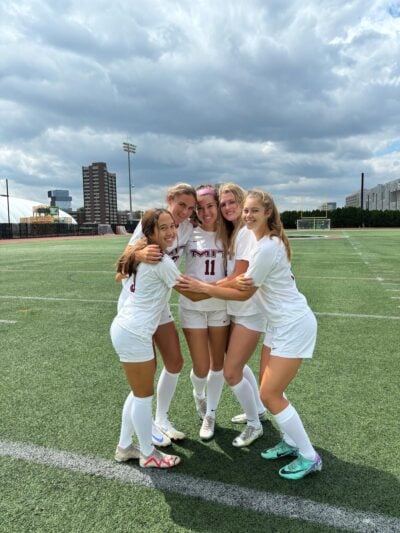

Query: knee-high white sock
left=118, top=392, right=135, bottom=448
left=281, top=392, right=296, bottom=447
left=231, top=378, right=261, bottom=428
left=190, top=369, right=207, bottom=398
left=274, top=403, right=316, bottom=460
left=206, top=369, right=224, bottom=417
left=131, top=395, right=154, bottom=457
left=155, top=368, right=180, bottom=425
left=243, top=365, right=266, bottom=414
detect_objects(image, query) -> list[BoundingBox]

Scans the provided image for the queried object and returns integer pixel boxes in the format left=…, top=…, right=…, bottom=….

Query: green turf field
left=0, top=230, right=399, bottom=532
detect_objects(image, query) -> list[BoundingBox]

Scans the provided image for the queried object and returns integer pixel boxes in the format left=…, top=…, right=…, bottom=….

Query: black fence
left=0, top=221, right=139, bottom=240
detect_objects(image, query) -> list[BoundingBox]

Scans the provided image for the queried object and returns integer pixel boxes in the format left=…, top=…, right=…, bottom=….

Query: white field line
left=386, top=289, right=400, bottom=292
left=0, top=269, right=114, bottom=274
left=0, top=295, right=116, bottom=303
left=0, top=439, right=398, bottom=533
left=0, top=319, right=16, bottom=324
left=296, top=276, right=397, bottom=281
left=315, top=312, right=400, bottom=320
left=2, top=296, right=400, bottom=320
left=390, top=297, right=400, bottom=299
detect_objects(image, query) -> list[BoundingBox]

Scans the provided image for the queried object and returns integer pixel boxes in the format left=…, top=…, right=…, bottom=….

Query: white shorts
left=110, top=320, right=155, bottom=363
left=159, top=303, right=174, bottom=326
left=231, top=313, right=267, bottom=333
left=263, top=311, right=317, bottom=359
left=180, top=307, right=230, bottom=329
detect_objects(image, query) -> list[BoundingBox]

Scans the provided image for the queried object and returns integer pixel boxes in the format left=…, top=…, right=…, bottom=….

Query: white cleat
left=152, top=421, right=172, bottom=447
left=200, top=415, right=215, bottom=441
left=155, top=419, right=185, bottom=441
left=232, top=425, right=263, bottom=448
left=231, top=410, right=268, bottom=424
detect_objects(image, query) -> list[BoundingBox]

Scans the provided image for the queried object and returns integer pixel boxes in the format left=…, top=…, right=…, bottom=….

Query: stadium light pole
left=1, top=178, right=11, bottom=225
left=122, top=142, right=136, bottom=220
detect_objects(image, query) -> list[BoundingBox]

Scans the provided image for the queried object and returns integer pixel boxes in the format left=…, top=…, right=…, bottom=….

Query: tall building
left=346, top=177, right=400, bottom=210
left=47, top=189, right=72, bottom=213
left=82, top=162, right=118, bottom=223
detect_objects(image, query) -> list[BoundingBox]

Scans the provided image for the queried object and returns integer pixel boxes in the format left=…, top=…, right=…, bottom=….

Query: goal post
left=296, top=217, right=331, bottom=230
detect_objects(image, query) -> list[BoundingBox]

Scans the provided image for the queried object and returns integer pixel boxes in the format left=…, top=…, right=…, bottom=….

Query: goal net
left=296, top=218, right=331, bottom=230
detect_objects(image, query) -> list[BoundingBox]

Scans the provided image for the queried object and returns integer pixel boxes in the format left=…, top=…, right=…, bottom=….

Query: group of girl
left=110, top=182, right=322, bottom=480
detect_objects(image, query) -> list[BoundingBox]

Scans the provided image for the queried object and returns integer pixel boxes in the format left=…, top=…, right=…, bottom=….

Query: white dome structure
left=0, top=196, right=77, bottom=224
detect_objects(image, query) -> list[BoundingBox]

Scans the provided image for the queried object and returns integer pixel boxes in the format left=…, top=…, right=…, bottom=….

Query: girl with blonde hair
left=178, top=189, right=322, bottom=480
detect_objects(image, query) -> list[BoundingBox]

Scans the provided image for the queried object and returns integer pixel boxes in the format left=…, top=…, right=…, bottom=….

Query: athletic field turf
left=0, top=229, right=399, bottom=532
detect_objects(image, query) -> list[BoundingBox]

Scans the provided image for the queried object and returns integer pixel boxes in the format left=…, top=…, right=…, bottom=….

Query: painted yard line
left=390, top=297, right=400, bottom=299
left=296, top=276, right=394, bottom=281
left=0, top=269, right=114, bottom=274
left=386, top=289, right=400, bottom=292
left=0, top=319, right=16, bottom=324
left=0, top=295, right=116, bottom=303
left=315, top=312, right=400, bottom=320
left=0, top=440, right=398, bottom=533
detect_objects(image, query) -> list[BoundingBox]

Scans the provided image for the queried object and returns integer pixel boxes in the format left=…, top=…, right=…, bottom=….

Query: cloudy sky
left=1, top=0, right=400, bottom=212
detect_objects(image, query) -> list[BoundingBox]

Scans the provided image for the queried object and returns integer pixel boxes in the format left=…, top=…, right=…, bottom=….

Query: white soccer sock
left=190, top=369, right=207, bottom=398
left=243, top=364, right=266, bottom=415
left=155, top=367, right=180, bottom=425
left=206, top=369, right=224, bottom=417
left=281, top=392, right=296, bottom=447
left=131, top=395, right=154, bottom=457
left=230, top=378, right=261, bottom=428
left=118, top=392, right=135, bottom=449
left=273, top=403, right=316, bottom=461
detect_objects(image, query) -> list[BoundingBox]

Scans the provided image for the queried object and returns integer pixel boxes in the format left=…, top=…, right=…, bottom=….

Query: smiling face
left=242, top=197, right=269, bottom=238
left=168, top=193, right=196, bottom=225
left=196, top=193, right=218, bottom=231
left=151, top=212, right=177, bottom=250
left=219, top=191, right=242, bottom=223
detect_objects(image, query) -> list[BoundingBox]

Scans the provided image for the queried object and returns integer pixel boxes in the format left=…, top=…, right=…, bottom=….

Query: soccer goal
left=296, top=217, right=331, bottom=230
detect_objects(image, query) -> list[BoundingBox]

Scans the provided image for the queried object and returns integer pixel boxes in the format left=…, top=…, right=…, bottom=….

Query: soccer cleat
left=114, top=443, right=140, bottom=463
left=139, top=448, right=181, bottom=469
left=193, top=390, right=207, bottom=420
left=232, top=424, right=263, bottom=448
left=261, top=440, right=299, bottom=460
left=279, top=453, right=322, bottom=480
left=231, top=410, right=268, bottom=424
left=199, top=415, right=215, bottom=441
left=152, top=421, right=172, bottom=447
left=155, top=419, right=185, bottom=441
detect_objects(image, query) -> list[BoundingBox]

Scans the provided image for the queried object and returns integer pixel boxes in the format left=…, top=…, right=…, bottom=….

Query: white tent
left=0, top=196, right=77, bottom=224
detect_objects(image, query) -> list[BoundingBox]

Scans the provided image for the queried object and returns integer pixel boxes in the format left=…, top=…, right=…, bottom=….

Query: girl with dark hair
left=178, top=190, right=322, bottom=480
left=117, top=184, right=196, bottom=446
left=111, top=208, right=202, bottom=469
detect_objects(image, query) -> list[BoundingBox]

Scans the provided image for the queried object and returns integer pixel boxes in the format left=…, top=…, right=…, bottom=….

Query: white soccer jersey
left=246, top=236, right=310, bottom=328
left=226, top=226, right=259, bottom=318
left=114, top=255, right=181, bottom=337
left=180, top=226, right=227, bottom=312
left=118, top=219, right=193, bottom=311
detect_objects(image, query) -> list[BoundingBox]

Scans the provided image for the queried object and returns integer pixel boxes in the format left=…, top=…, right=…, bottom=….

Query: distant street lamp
left=122, top=142, right=136, bottom=219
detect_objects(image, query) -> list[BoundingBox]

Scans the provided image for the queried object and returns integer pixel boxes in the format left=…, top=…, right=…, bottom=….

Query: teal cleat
left=279, top=453, right=322, bottom=480
left=261, top=440, right=298, bottom=460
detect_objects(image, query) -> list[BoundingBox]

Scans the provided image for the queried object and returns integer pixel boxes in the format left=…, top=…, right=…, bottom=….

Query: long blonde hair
left=246, top=189, right=292, bottom=261
left=217, top=182, right=246, bottom=260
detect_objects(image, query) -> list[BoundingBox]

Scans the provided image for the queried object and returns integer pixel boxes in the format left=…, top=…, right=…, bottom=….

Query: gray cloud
left=1, top=0, right=399, bottom=212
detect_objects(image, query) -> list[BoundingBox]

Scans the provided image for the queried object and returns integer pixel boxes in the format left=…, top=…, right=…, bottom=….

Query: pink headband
left=197, top=187, right=216, bottom=197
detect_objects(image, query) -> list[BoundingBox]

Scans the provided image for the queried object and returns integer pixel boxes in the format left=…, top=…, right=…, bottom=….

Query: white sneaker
left=155, top=419, right=185, bottom=441
left=139, top=448, right=181, bottom=469
left=193, top=390, right=207, bottom=420
left=114, top=443, right=140, bottom=463
left=232, top=424, right=263, bottom=447
left=231, top=410, right=268, bottom=424
left=152, top=421, right=172, bottom=447
left=199, top=415, right=215, bottom=441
